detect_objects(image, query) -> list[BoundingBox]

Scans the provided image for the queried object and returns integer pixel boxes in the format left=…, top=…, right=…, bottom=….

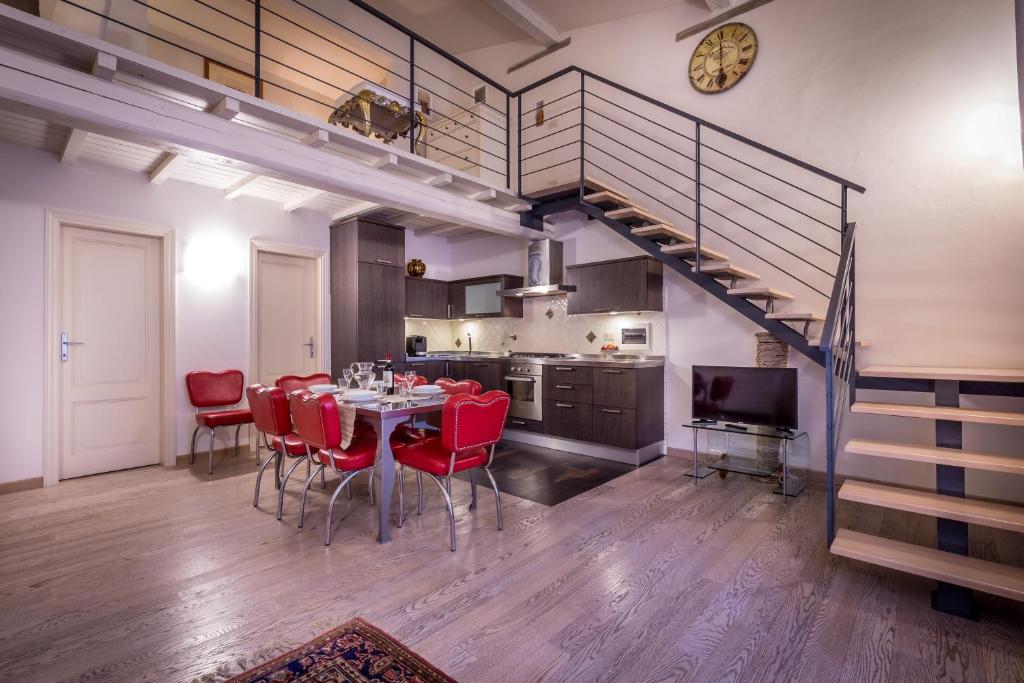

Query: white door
left=60, top=227, right=161, bottom=478
left=255, top=250, right=319, bottom=387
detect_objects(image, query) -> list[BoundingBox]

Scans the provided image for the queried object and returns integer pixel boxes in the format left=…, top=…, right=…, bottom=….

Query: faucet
left=466, top=331, right=472, bottom=354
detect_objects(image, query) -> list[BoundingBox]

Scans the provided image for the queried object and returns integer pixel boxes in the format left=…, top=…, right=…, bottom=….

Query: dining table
left=341, top=393, right=447, bottom=543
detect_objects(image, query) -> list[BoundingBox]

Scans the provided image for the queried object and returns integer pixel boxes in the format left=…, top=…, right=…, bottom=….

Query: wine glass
left=404, top=370, right=417, bottom=396
left=350, top=362, right=360, bottom=377
left=356, top=371, right=374, bottom=391
left=357, top=361, right=374, bottom=374
left=340, top=368, right=354, bottom=390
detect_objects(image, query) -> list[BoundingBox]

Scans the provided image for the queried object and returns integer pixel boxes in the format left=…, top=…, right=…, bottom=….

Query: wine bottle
left=383, top=352, right=395, bottom=395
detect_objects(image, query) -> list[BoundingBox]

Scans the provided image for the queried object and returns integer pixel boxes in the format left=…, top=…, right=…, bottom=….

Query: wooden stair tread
left=860, top=366, right=1024, bottom=383
left=727, top=287, right=795, bottom=301
left=605, top=206, right=668, bottom=226
left=699, top=262, right=760, bottom=281
left=765, top=312, right=825, bottom=322
left=661, top=242, right=729, bottom=261
left=631, top=224, right=695, bottom=242
left=830, top=529, right=1024, bottom=602
left=809, top=338, right=872, bottom=348
left=845, top=438, right=1024, bottom=475
left=839, top=480, right=1024, bottom=533
left=851, top=402, right=1024, bottom=427
left=523, top=176, right=617, bottom=199
left=584, top=190, right=631, bottom=207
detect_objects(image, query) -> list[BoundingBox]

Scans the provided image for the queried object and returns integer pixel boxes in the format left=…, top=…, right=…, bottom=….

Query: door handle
left=304, top=336, right=315, bottom=358
left=60, top=332, right=85, bottom=362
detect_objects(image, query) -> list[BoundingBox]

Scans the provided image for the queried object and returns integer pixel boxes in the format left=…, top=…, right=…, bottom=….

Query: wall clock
left=688, top=22, right=758, bottom=94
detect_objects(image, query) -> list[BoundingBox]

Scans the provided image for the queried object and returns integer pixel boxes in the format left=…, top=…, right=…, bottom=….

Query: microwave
left=619, top=323, right=651, bottom=351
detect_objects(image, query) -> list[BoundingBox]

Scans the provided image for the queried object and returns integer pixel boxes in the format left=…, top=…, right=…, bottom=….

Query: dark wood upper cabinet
left=565, top=256, right=663, bottom=315
left=356, top=220, right=404, bottom=267
left=448, top=275, right=524, bottom=319
left=331, top=219, right=406, bottom=371
left=405, top=277, right=449, bottom=319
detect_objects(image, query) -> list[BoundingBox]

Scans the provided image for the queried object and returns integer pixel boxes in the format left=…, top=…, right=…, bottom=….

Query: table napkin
left=338, top=401, right=357, bottom=450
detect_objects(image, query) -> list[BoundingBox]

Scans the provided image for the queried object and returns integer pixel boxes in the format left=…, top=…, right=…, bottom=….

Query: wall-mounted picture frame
left=204, top=58, right=257, bottom=97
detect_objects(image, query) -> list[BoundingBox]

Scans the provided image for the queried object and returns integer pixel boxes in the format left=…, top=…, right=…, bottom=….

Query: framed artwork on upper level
left=204, top=58, right=258, bottom=97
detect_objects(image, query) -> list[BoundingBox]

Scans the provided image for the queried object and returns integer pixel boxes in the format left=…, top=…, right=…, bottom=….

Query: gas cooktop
left=508, top=352, right=572, bottom=359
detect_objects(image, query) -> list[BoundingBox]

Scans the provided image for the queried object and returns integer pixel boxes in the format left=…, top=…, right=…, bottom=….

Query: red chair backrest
left=246, top=384, right=291, bottom=437
left=288, top=389, right=340, bottom=451
left=276, top=373, right=332, bottom=394
left=441, top=390, right=510, bottom=454
left=435, top=378, right=483, bottom=396
left=186, top=370, right=244, bottom=408
left=409, top=374, right=428, bottom=388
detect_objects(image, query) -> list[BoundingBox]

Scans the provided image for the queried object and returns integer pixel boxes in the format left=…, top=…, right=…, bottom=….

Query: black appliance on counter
left=692, top=365, right=798, bottom=430
left=406, top=335, right=427, bottom=356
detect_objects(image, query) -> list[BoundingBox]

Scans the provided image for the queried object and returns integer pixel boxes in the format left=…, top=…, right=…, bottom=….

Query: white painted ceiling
left=363, top=0, right=694, bottom=53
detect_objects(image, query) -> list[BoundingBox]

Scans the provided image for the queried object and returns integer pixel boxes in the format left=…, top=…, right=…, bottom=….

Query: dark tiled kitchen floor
left=455, top=440, right=642, bottom=506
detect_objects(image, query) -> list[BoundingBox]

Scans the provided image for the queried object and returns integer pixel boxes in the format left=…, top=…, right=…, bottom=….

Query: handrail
left=514, top=66, right=866, bottom=193
left=819, top=222, right=857, bottom=349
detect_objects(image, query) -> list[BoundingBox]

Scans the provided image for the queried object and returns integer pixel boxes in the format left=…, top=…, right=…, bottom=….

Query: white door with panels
left=60, top=227, right=162, bottom=478
left=255, top=250, right=320, bottom=387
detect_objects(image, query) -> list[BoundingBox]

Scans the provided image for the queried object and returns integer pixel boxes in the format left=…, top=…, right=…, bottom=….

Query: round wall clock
left=688, top=22, right=758, bottom=94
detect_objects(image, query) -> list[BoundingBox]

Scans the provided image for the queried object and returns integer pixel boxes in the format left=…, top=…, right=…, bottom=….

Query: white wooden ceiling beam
left=424, top=172, right=453, bottom=188
left=147, top=151, right=183, bottom=184
left=501, top=201, right=532, bottom=212
left=223, top=172, right=261, bottom=199
left=332, top=200, right=381, bottom=223
left=0, top=42, right=540, bottom=239
left=468, top=188, right=498, bottom=202
left=59, top=127, right=89, bottom=163
left=370, top=152, right=399, bottom=171
left=484, top=0, right=561, bottom=47
left=90, top=52, right=117, bottom=80
left=210, top=96, right=240, bottom=120
left=301, top=128, right=329, bottom=148
left=703, top=0, right=736, bottom=10
left=282, top=187, right=325, bottom=212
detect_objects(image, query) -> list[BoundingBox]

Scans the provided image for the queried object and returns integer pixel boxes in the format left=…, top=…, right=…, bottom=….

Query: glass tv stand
left=684, top=421, right=808, bottom=499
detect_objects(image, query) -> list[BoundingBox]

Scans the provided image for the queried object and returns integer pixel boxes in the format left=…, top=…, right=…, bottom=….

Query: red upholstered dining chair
left=288, top=389, right=379, bottom=545
left=394, top=390, right=510, bottom=551
left=246, top=384, right=324, bottom=519
left=275, top=373, right=332, bottom=394
left=186, top=370, right=254, bottom=478
left=435, top=378, right=483, bottom=396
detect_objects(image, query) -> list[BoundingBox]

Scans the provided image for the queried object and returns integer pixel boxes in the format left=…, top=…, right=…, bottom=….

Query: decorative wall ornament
left=406, top=258, right=426, bottom=278
left=585, top=331, right=597, bottom=343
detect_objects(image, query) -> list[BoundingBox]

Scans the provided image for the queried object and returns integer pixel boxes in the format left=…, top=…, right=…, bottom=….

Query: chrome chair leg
left=427, top=473, right=457, bottom=551
left=483, top=466, right=503, bottom=530
left=189, top=425, right=200, bottom=465
left=234, top=424, right=242, bottom=456
left=253, top=449, right=280, bottom=507
left=368, top=465, right=375, bottom=507
left=320, top=466, right=326, bottom=489
left=445, top=475, right=452, bottom=496
left=277, top=456, right=307, bottom=520
left=398, top=466, right=405, bottom=528
left=469, top=468, right=478, bottom=510
left=273, top=451, right=282, bottom=490
left=416, top=471, right=424, bottom=515
left=298, top=463, right=326, bottom=528
left=207, top=427, right=216, bottom=479
left=346, top=481, right=352, bottom=499
left=325, top=470, right=362, bottom=546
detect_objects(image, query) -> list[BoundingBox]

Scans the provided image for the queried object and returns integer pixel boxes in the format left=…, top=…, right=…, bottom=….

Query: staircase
left=829, top=367, right=1024, bottom=614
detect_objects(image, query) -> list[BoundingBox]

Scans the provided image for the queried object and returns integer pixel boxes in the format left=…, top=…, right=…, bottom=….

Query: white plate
left=339, top=389, right=375, bottom=403
left=309, top=384, right=340, bottom=394
left=411, top=385, right=444, bottom=395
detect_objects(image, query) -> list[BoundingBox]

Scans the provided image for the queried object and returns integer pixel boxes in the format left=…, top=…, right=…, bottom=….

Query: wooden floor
left=0, top=454, right=1021, bottom=682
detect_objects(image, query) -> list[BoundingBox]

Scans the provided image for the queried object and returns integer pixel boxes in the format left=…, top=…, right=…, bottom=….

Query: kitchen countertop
left=405, top=352, right=665, bottom=369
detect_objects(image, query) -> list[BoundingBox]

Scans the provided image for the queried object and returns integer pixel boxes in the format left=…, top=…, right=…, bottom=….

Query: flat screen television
left=692, top=365, right=798, bottom=429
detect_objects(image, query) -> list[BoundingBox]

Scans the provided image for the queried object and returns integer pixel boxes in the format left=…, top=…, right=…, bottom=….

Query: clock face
left=688, top=22, right=758, bottom=94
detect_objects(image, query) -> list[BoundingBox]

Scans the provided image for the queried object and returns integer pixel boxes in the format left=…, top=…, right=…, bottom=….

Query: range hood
left=498, top=239, right=577, bottom=298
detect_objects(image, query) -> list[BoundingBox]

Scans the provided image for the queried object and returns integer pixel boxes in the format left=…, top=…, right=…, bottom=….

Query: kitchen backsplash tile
left=404, top=297, right=665, bottom=355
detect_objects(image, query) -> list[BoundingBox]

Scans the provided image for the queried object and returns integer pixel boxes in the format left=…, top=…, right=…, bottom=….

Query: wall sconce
left=184, top=232, right=243, bottom=289
left=958, top=103, right=1021, bottom=168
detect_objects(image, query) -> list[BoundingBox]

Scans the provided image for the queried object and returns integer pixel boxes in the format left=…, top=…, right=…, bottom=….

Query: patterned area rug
left=224, top=618, right=456, bottom=683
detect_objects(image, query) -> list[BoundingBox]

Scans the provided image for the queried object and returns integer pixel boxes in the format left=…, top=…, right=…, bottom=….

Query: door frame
left=43, top=210, right=177, bottom=486
left=248, top=240, right=328, bottom=392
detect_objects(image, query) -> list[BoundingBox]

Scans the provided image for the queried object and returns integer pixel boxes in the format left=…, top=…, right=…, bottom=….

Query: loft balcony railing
left=44, top=0, right=513, bottom=187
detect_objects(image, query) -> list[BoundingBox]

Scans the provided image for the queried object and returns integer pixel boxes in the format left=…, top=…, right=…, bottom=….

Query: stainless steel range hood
left=498, top=239, right=577, bottom=298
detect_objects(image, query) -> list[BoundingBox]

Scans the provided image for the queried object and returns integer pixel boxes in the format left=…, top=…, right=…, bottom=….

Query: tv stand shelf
left=684, top=421, right=808, bottom=499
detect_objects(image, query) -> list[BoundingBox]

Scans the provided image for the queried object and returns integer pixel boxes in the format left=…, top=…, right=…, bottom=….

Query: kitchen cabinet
left=591, top=407, right=638, bottom=449
left=447, top=359, right=504, bottom=392
left=449, top=275, right=524, bottom=319
left=543, top=400, right=594, bottom=442
left=566, top=256, right=663, bottom=315
left=330, top=219, right=406, bottom=372
left=593, top=367, right=637, bottom=409
left=405, top=277, right=449, bottom=319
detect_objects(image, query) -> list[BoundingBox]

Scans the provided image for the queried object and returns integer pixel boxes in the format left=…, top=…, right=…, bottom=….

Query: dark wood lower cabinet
left=445, top=360, right=504, bottom=392
left=409, top=360, right=446, bottom=383
left=592, top=407, right=638, bottom=449
left=543, top=400, right=594, bottom=442
left=506, top=416, right=543, bottom=433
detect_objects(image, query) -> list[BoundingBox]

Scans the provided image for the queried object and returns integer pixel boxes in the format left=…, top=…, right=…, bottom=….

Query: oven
left=505, top=363, right=542, bottom=421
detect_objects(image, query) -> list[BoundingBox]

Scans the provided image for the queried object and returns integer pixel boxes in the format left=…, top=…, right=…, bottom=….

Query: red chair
left=289, top=389, right=379, bottom=545
left=435, top=378, right=483, bottom=396
left=186, top=370, right=254, bottom=478
left=276, top=373, right=332, bottom=394
left=395, top=390, right=510, bottom=551
left=247, top=384, right=324, bottom=518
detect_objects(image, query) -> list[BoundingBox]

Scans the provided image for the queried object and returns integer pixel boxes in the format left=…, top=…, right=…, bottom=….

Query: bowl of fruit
left=600, top=343, right=619, bottom=359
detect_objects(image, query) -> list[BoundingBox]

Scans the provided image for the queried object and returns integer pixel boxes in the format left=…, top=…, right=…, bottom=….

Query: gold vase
left=406, top=258, right=426, bottom=278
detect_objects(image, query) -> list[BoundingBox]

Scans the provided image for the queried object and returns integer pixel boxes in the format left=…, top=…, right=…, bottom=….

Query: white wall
left=0, top=141, right=330, bottom=484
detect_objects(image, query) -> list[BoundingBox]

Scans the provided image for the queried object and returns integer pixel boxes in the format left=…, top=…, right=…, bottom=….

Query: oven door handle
left=504, top=376, right=536, bottom=383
